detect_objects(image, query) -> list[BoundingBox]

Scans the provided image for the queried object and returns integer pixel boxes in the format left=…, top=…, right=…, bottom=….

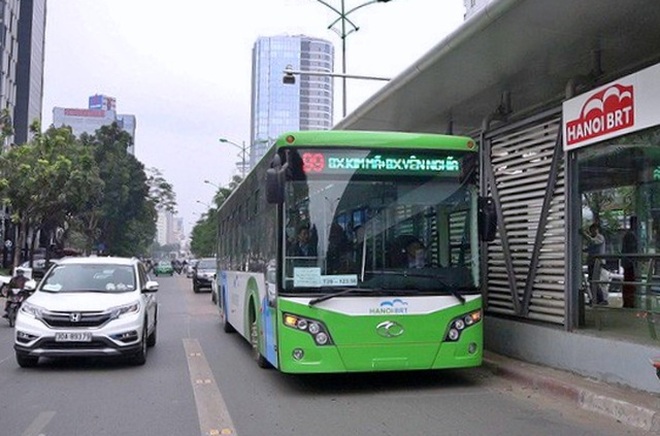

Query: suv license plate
left=55, top=332, right=93, bottom=342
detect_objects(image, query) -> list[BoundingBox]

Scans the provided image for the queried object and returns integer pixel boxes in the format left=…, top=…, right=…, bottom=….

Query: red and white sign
left=63, top=108, right=106, bottom=117
left=563, top=62, right=660, bottom=150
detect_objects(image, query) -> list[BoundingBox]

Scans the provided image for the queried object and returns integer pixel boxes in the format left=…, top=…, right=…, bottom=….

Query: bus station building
left=337, top=0, right=660, bottom=393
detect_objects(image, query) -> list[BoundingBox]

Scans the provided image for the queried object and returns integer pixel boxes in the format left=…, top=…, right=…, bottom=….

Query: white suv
left=14, top=257, right=158, bottom=367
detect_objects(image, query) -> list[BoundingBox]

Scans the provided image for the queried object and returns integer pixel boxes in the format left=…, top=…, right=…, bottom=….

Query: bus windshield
left=282, top=148, right=479, bottom=296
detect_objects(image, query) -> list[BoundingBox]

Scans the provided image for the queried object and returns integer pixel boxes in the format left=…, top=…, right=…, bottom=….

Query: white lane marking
left=22, top=411, right=56, bottom=436
left=183, top=339, right=237, bottom=436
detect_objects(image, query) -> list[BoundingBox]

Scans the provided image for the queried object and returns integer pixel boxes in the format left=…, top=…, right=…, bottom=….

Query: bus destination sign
left=299, top=150, right=462, bottom=176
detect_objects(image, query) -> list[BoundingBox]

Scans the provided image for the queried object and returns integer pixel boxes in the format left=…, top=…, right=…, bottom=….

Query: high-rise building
left=52, top=95, right=137, bottom=154
left=156, top=209, right=181, bottom=247
left=463, top=0, right=491, bottom=20
left=13, top=0, right=47, bottom=146
left=88, top=94, right=116, bottom=111
left=0, top=0, right=20, bottom=148
left=250, top=35, right=334, bottom=167
left=1, top=0, right=47, bottom=265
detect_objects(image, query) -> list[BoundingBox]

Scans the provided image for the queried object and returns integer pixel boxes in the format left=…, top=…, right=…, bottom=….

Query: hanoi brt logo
left=369, top=299, right=409, bottom=314
left=565, top=84, right=634, bottom=148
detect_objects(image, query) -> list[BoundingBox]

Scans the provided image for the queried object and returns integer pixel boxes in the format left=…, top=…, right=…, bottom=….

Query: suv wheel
left=147, top=312, right=157, bottom=347
left=132, top=324, right=148, bottom=365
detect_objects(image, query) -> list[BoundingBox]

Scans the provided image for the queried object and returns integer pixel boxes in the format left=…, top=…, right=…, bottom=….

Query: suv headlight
left=110, top=302, right=141, bottom=319
left=20, top=301, right=45, bottom=319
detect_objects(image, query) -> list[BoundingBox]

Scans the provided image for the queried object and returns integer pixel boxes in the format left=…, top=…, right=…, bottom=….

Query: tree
left=190, top=175, right=242, bottom=257
left=189, top=210, right=217, bottom=257
left=0, top=124, right=102, bottom=267
left=146, top=167, right=177, bottom=214
left=79, top=123, right=163, bottom=256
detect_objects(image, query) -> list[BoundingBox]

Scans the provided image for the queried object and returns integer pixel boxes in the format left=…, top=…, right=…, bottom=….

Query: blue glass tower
left=250, top=35, right=334, bottom=167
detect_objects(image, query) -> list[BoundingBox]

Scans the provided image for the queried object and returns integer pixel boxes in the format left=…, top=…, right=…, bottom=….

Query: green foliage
left=0, top=125, right=103, bottom=266
left=189, top=175, right=242, bottom=257
left=0, top=108, right=14, bottom=140
left=0, top=121, right=175, bottom=263
left=146, top=167, right=177, bottom=213
left=79, top=123, right=163, bottom=256
left=189, top=210, right=217, bottom=257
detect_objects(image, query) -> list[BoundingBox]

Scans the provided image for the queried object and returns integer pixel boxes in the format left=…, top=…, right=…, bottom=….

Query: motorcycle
left=4, top=287, right=32, bottom=328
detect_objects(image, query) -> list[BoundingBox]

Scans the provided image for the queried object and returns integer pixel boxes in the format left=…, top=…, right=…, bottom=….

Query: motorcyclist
left=3, top=268, right=28, bottom=318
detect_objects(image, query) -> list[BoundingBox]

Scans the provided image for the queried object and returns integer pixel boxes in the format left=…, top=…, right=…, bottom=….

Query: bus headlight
left=444, top=309, right=481, bottom=342
left=308, top=322, right=321, bottom=334
left=283, top=313, right=334, bottom=346
left=314, top=332, right=329, bottom=345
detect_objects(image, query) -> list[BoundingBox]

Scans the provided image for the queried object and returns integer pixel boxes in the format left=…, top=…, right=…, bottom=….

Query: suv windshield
left=40, top=264, right=136, bottom=293
left=197, top=259, right=215, bottom=269
left=281, top=148, right=479, bottom=296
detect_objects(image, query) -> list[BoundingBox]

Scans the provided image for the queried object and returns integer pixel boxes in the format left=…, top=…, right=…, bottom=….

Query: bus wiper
left=444, top=286, right=469, bottom=305
left=364, top=270, right=471, bottom=304
left=308, top=287, right=369, bottom=307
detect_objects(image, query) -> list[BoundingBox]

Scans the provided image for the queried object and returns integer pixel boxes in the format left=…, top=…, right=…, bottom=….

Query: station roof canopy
left=336, top=0, right=660, bottom=135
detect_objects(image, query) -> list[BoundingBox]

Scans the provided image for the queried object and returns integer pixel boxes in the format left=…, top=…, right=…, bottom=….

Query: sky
left=42, top=0, right=466, bottom=237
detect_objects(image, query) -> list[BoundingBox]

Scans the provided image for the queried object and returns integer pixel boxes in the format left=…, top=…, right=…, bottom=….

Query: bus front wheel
left=249, top=311, right=269, bottom=369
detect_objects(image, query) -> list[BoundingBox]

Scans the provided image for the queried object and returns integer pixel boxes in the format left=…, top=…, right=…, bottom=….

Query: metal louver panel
left=484, top=115, right=566, bottom=325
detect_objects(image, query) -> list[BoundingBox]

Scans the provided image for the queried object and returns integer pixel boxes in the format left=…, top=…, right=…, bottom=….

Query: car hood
left=27, top=290, right=141, bottom=311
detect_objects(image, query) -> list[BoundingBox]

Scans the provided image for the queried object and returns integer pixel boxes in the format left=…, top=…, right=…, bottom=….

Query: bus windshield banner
left=297, top=149, right=463, bottom=177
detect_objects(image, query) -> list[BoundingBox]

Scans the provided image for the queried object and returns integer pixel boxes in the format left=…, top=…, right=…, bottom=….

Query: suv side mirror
left=144, top=280, right=159, bottom=293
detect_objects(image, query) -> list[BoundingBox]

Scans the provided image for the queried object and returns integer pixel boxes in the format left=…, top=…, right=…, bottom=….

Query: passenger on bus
left=405, top=239, right=426, bottom=268
left=289, top=223, right=317, bottom=257
left=390, top=235, right=426, bottom=268
left=327, top=222, right=350, bottom=272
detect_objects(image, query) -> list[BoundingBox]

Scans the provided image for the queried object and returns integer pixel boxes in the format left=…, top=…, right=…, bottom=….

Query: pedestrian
left=580, top=222, right=607, bottom=304
left=621, top=216, right=638, bottom=308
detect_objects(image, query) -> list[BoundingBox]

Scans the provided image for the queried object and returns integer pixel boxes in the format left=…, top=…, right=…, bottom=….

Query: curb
left=483, top=354, right=660, bottom=432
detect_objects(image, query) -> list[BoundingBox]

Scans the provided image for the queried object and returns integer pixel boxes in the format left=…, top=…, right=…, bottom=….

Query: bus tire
left=250, top=309, right=269, bottom=369
left=220, top=297, right=235, bottom=333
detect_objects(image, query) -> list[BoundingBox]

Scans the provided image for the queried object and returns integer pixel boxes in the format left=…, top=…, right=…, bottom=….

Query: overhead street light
left=283, top=65, right=390, bottom=84
left=196, top=200, right=211, bottom=208
left=310, top=0, right=394, bottom=118
left=203, top=180, right=220, bottom=189
left=219, top=138, right=248, bottom=178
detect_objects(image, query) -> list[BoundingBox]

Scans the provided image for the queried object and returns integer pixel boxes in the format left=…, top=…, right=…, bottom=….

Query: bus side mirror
left=478, top=197, right=497, bottom=242
left=266, top=155, right=286, bottom=204
left=460, top=153, right=478, bottom=184
left=266, top=168, right=282, bottom=203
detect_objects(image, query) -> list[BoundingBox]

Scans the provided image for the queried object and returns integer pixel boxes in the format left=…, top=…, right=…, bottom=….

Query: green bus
left=216, top=130, right=496, bottom=373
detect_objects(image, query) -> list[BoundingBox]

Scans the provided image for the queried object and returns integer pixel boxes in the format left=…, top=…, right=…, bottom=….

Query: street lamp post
left=283, top=66, right=390, bottom=82
left=203, top=180, right=220, bottom=189
left=311, top=0, right=393, bottom=118
left=219, top=138, right=248, bottom=178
